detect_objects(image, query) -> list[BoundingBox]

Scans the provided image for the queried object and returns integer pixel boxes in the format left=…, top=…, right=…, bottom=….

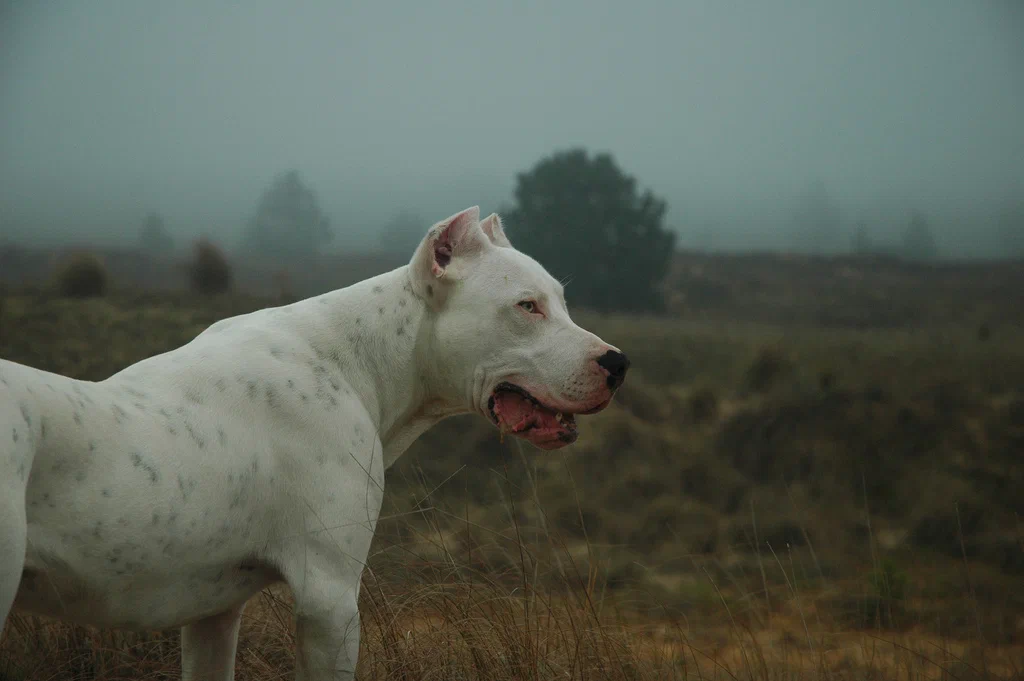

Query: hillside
left=1, top=253, right=1023, bottom=679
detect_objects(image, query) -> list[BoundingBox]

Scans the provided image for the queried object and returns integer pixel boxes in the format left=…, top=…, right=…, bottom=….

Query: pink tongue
left=493, top=392, right=562, bottom=434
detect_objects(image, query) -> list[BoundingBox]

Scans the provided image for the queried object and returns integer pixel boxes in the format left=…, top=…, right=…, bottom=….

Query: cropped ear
left=409, top=206, right=487, bottom=305
left=480, top=212, right=512, bottom=248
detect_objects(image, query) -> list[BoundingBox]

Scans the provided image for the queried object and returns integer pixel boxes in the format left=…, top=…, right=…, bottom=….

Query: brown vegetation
left=1, top=252, right=1023, bottom=679
left=53, top=251, right=110, bottom=299
left=187, top=238, right=233, bottom=295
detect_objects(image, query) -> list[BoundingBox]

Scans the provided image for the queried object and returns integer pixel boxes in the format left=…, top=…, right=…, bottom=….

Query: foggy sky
left=2, top=0, right=1022, bottom=255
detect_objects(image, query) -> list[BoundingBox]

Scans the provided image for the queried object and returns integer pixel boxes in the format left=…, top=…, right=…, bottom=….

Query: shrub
left=272, top=268, right=297, bottom=303
left=744, top=345, right=793, bottom=393
left=54, top=251, right=109, bottom=298
left=188, top=238, right=232, bottom=296
left=686, top=385, right=720, bottom=424
left=818, top=369, right=837, bottom=391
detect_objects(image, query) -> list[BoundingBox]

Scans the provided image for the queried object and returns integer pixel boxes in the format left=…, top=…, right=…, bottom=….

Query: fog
left=2, top=0, right=1022, bottom=256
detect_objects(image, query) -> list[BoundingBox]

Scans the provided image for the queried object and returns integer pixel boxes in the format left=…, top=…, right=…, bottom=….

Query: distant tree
left=792, top=179, right=843, bottom=254
left=188, top=238, right=232, bottom=295
left=899, top=211, right=938, bottom=261
left=506, top=148, right=676, bottom=313
left=377, top=210, right=425, bottom=256
left=242, top=170, right=332, bottom=259
left=997, top=205, right=1024, bottom=257
left=851, top=220, right=873, bottom=254
left=139, top=213, right=174, bottom=254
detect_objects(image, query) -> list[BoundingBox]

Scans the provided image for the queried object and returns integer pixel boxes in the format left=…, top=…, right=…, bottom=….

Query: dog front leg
left=181, top=603, right=246, bottom=681
left=293, top=587, right=361, bottom=681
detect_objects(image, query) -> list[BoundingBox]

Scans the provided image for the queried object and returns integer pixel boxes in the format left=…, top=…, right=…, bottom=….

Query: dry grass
left=3, top=484, right=1020, bottom=680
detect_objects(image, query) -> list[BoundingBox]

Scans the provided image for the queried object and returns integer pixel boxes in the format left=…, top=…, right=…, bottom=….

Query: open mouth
left=487, top=382, right=581, bottom=450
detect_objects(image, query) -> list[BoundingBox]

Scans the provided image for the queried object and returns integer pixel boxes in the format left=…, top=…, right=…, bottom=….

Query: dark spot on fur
left=102, top=489, right=112, bottom=497
left=427, top=284, right=433, bottom=296
left=214, top=378, right=227, bottom=392
left=185, top=422, right=205, bottom=449
left=12, top=428, right=17, bottom=443
left=396, top=326, right=405, bottom=336
left=130, top=452, right=160, bottom=483
left=372, top=285, right=383, bottom=294
left=73, top=411, right=83, bottom=426
left=217, top=427, right=227, bottom=446
left=378, top=307, right=384, bottom=315
left=355, top=317, right=362, bottom=325
left=178, top=474, right=196, bottom=501
left=399, top=298, right=406, bottom=307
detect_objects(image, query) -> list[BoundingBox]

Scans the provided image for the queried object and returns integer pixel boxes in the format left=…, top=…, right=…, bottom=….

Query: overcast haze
left=1, top=0, right=1022, bottom=255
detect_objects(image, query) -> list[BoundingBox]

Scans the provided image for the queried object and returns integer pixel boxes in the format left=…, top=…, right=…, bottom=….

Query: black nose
left=596, top=350, right=630, bottom=390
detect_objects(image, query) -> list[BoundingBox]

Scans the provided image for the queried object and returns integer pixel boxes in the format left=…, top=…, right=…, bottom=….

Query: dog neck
left=303, top=266, right=463, bottom=468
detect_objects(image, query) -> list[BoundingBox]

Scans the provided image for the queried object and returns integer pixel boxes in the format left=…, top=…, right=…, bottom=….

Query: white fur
left=0, top=206, right=625, bottom=680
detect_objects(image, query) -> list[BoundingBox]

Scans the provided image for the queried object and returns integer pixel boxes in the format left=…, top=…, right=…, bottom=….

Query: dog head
left=409, top=206, right=629, bottom=450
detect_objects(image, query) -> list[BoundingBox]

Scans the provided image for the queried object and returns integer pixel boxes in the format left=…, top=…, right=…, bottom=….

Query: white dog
left=0, top=206, right=629, bottom=680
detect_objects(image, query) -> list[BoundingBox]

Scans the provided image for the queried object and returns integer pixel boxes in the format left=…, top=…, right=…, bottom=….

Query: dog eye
left=517, top=300, right=539, bottom=314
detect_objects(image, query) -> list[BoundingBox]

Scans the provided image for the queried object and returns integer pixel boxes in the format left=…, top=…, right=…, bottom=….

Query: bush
left=188, top=238, right=232, bottom=296
left=744, top=346, right=793, bottom=393
left=686, top=385, right=720, bottom=424
left=54, top=251, right=109, bottom=298
left=272, top=268, right=297, bottom=303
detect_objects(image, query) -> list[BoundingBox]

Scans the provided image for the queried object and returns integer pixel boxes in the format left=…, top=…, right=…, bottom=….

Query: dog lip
left=580, top=397, right=613, bottom=415
left=488, top=381, right=539, bottom=425
left=488, top=381, right=608, bottom=420
left=488, top=381, right=581, bottom=433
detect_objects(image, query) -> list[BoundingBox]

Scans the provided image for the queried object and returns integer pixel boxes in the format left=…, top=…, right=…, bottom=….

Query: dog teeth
left=555, top=412, right=564, bottom=422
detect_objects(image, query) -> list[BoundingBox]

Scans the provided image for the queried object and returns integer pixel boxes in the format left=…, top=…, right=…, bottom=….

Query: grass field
left=1, top=254, right=1023, bottom=679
